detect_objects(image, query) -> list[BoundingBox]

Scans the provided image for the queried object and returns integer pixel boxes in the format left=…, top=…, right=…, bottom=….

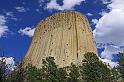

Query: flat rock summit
left=24, top=11, right=98, bottom=68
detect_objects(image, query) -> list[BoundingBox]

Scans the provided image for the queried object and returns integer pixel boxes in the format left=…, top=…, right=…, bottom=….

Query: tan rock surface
left=24, top=11, right=98, bottom=68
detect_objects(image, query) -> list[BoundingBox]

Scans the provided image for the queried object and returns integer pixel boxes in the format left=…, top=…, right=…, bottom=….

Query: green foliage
left=41, top=57, right=68, bottom=82
left=3, top=52, right=123, bottom=82
left=117, top=53, right=124, bottom=81
left=68, top=63, right=80, bottom=82
left=9, top=62, right=27, bottom=82
left=57, top=68, right=67, bottom=82
left=0, top=58, right=7, bottom=82
left=110, top=53, right=124, bottom=82
left=8, top=63, right=43, bottom=82
left=7, top=57, right=68, bottom=82
left=111, top=67, right=120, bottom=82
left=25, top=65, right=42, bottom=82
left=81, top=52, right=112, bottom=82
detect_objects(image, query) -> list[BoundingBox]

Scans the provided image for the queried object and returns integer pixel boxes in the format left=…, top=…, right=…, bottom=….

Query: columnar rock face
left=24, top=11, right=98, bottom=68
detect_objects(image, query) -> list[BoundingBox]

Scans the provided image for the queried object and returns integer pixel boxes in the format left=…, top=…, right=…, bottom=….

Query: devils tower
left=24, top=11, right=98, bottom=68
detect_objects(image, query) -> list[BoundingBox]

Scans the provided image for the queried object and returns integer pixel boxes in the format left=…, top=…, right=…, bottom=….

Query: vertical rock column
left=24, top=11, right=98, bottom=68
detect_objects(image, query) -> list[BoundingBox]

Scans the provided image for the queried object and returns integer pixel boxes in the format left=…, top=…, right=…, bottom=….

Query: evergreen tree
left=41, top=57, right=67, bottom=82
left=0, top=58, right=7, bottom=82
left=111, top=67, right=120, bottom=82
left=25, top=64, right=43, bottom=82
left=68, top=63, right=80, bottom=82
left=57, top=68, right=67, bottom=82
left=81, top=52, right=112, bottom=82
left=117, top=53, right=124, bottom=81
left=9, top=62, right=27, bottom=82
left=7, top=57, right=68, bottom=82
left=5, top=53, right=121, bottom=82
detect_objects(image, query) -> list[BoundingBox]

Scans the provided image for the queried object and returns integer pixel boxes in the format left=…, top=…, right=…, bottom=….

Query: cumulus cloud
left=46, top=0, right=85, bottom=10
left=102, top=0, right=111, bottom=4
left=47, top=0, right=62, bottom=10
left=0, top=15, right=9, bottom=37
left=100, top=58, right=119, bottom=68
left=101, top=45, right=123, bottom=60
left=86, top=13, right=93, bottom=16
left=0, top=57, right=16, bottom=71
left=94, top=0, right=124, bottom=67
left=18, top=27, right=35, bottom=37
left=99, top=10, right=108, bottom=16
left=94, top=9, right=124, bottom=47
left=91, top=19, right=98, bottom=25
left=15, top=7, right=27, bottom=12
left=107, top=0, right=124, bottom=10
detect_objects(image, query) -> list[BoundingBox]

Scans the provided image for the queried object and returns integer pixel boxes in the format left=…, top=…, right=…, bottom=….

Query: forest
left=0, top=52, right=124, bottom=82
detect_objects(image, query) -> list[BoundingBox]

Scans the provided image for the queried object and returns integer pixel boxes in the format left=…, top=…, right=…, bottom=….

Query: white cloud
left=5, top=12, right=17, bottom=21
left=94, top=9, right=124, bottom=46
left=86, top=13, right=93, bottom=16
left=0, top=15, right=9, bottom=37
left=46, top=0, right=85, bottom=10
left=0, top=57, right=16, bottom=71
left=47, top=0, right=62, bottom=10
left=62, top=0, right=85, bottom=10
left=18, top=27, right=35, bottom=37
left=101, top=45, right=122, bottom=60
left=6, top=12, right=13, bottom=16
left=91, top=19, right=98, bottom=25
left=15, top=7, right=27, bottom=12
left=38, top=0, right=47, bottom=7
left=94, top=0, right=124, bottom=67
left=102, top=0, right=111, bottom=4
left=107, top=0, right=124, bottom=10
left=100, top=58, right=119, bottom=68
left=99, top=10, right=108, bottom=16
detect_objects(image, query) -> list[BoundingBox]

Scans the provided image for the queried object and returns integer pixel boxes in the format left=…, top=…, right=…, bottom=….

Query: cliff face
left=24, top=11, right=98, bottom=68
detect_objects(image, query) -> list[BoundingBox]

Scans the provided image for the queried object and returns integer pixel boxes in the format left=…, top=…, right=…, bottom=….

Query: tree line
left=0, top=52, right=124, bottom=82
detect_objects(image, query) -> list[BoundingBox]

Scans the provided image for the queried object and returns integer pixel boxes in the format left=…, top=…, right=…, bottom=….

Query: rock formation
left=24, top=11, right=98, bottom=68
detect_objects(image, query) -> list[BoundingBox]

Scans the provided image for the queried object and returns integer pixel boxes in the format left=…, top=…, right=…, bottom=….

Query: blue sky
left=0, top=0, right=124, bottom=67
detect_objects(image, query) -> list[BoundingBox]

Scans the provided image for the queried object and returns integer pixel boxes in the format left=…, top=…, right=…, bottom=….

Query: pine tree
left=57, top=68, right=67, bottom=82
left=41, top=57, right=68, bottom=82
left=0, top=58, right=7, bottom=82
left=111, top=67, right=120, bottom=82
left=81, top=52, right=112, bottom=82
left=25, top=64, right=42, bottom=82
left=68, top=63, right=80, bottom=82
left=9, top=62, right=27, bottom=82
left=117, top=53, right=124, bottom=81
